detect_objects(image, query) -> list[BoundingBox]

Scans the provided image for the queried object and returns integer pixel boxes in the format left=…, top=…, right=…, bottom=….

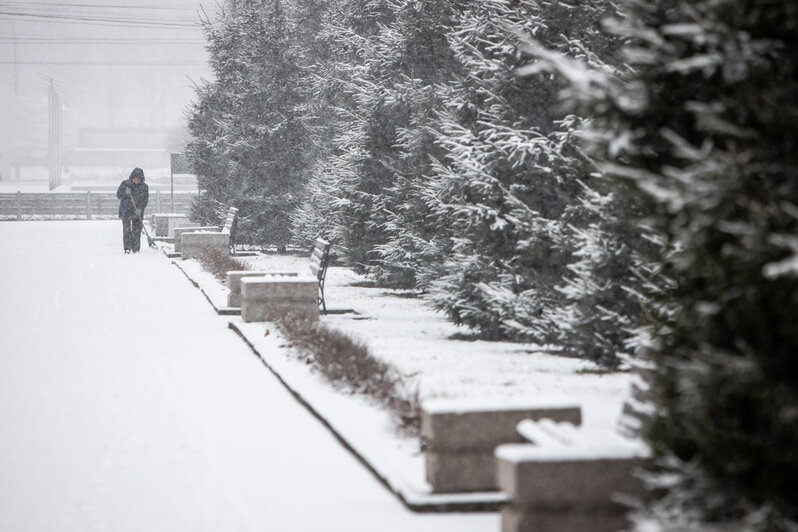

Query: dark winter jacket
left=117, top=174, right=149, bottom=220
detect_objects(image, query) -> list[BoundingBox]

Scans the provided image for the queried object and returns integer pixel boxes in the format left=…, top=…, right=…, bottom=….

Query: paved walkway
left=0, top=221, right=497, bottom=532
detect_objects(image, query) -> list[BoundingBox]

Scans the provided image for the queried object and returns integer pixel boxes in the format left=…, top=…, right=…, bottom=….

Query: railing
left=0, top=191, right=197, bottom=220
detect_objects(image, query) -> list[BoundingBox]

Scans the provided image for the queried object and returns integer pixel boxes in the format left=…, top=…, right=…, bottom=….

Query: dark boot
left=122, top=220, right=133, bottom=252
left=131, top=218, right=143, bottom=252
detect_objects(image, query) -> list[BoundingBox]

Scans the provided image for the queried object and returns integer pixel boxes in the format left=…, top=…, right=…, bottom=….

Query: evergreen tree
left=362, top=0, right=464, bottom=287
left=289, top=0, right=461, bottom=282
left=185, top=78, right=236, bottom=225
left=319, top=0, right=462, bottom=283
left=289, top=0, right=395, bottom=255
left=187, top=0, right=320, bottom=248
left=543, top=168, right=658, bottom=367
left=530, top=0, right=798, bottom=527
left=426, top=0, right=624, bottom=351
left=185, top=2, right=248, bottom=226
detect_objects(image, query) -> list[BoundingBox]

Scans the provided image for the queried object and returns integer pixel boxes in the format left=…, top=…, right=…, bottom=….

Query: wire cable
left=0, top=60, right=208, bottom=65
left=0, top=11, right=200, bottom=28
left=0, top=37, right=205, bottom=44
left=0, top=1, right=205, bottom=9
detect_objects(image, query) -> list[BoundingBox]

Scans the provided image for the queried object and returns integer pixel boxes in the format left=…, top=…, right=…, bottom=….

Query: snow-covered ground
left=0, top=221, right=498, bottom=531
left=224, top=251, right=632, bottom=430
left=171, top=238, right=633, bottom=509
left=0, top=180, right=63, bottom=193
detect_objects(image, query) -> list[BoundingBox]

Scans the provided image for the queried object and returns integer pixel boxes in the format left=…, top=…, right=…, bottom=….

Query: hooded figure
left=116, top=167, right=149, bottom=253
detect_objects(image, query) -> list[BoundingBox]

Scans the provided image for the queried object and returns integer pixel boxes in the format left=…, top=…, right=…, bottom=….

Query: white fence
left=0, top=191, right=197, bottom=220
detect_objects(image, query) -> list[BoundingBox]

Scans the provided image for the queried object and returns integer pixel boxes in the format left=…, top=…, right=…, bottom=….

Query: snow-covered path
left=0, top=221, right=497, bottom=532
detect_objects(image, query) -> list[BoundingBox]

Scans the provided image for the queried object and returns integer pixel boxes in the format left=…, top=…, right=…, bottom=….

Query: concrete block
left=420, top=400, right=581, bottom=493
left=174, top=226, right=218, bottom=252
left=495, top=443, right=645, bottom=507
left=241, top=301, right=319, bottom=323
left=180, top=231, right=230, bottom=260
left=421, top=402, right=582, bottom=452
left=152, top=213, right=189, bottom=237
left=501, top=503, right=630, bottom=532
left=240, top=276, right=319, bottom=323
left=167, top=215, right=192, bottom=237
left=425, top=451, right=497, bottom=493
left=226, top=271, right=298, bottom=308
left=152, top=214, right=169, bottom=237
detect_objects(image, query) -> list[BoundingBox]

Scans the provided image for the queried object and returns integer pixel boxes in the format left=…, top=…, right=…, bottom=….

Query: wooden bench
left=174, top=207, right=238, bottom=255
left=494, top=365, right=653, bottom=532
left=224, top=237, right=332, bottom=314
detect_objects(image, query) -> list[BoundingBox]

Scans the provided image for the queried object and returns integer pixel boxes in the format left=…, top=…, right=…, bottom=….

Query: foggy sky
left=0, top=0, right=220, bottom=163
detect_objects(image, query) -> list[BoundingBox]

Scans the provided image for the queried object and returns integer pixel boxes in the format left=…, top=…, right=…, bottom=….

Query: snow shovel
left=127, top=190, right=157, bottom=249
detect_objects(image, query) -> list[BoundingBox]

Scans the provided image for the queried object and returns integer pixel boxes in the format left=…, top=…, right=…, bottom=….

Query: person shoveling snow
left=116, top=167, right=152, bottom=253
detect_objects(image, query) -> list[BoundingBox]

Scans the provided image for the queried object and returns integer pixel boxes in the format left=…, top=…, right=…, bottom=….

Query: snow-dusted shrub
left=278, top=311, right=421, bottom=435
left=195, top=249, right=250, bottom=282
left=527, top=0, right=798, bottom=528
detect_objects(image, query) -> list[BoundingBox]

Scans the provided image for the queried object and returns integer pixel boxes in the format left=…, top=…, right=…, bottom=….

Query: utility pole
left=1, top=22, right=18, bottom=181
left=47, top=78, right=62, bottom=191
left=11, top=22, right=18, bottom=95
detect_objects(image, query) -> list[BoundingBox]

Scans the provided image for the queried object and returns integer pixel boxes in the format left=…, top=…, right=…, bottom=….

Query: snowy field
left=0, top=221, right=498, bottom=532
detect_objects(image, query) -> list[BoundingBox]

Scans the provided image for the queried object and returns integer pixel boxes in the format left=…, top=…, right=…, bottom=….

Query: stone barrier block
left=174, top=226, right=219, bottom=253
left=240, top=276, right=319, bottom=322
left=422, top=401, right=582, bottom=452
left=495, top=442, right=646, bottom=507
left=181, top=231, right=230, bottom=260
left=167, top=215, right=192, bottom=237
left=425, top=451, right=497, bottom=493
left=500, top=503, right=630, bottom=532
left=420, top=400, right=581, bottom=493
left=151, top=213, right=189, bottom=237
left=151, top=213, right=190, bottom=238
left=226, top=271, right=298, bottom=308
left=152, top=214, right=169, bottom=237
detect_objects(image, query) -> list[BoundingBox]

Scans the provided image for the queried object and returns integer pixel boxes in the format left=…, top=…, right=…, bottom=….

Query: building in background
left=0, top=0, right=216, bottom=188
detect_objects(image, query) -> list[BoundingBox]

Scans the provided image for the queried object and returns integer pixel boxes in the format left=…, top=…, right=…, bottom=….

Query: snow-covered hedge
left=524, top=0, right=798, bottom=528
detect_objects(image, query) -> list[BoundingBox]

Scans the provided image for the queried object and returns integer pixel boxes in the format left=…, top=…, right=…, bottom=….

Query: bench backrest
left=221, top=207, right=238, bottom=234
left=309, top=238, right=331, bottom=281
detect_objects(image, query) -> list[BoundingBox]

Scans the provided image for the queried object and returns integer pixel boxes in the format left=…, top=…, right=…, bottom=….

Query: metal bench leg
left=319, top=279, right=327, bottom=315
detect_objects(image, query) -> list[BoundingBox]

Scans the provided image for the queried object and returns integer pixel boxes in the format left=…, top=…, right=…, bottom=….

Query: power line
left=0, top=31, right=205, bottom=42
left=0, top=30, right=197, bottom=37
left=0, top=38, right=205, bottom=44
left=0, top=8, right=201, bottom=21
left=0, top=11, right=201, bottom=28
left=0, top=16, right=201, bottom=30
left=0, top=4, right=202, bottom=17
left=0, top=1, right=206, bottom=10
left=0, top=60, right=208, bottom=65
